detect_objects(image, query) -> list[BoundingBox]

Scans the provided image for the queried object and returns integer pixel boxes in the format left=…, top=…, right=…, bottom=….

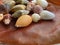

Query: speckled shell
left=40, top=10, right=55, bottom=20
left=11, top=5, right=26, bottom=12
left=32, top=13, right=41, bottom=22
left=15, top=15, right=32, bottom=27
left=32, top=5, right=43, bottom=14
left=12, top=10, right=29, bottom=18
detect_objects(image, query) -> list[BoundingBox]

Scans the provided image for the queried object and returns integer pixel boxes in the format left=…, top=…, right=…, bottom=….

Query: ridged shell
left=15, top=15, right=32, bottom=27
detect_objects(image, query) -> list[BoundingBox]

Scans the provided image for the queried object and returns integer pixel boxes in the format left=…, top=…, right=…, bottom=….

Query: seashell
left=15, top=15, right=32, bottom=27
left=0, top=14, right=4, bottom=21
left=3, top=14, right=12, bottom=25
left=40, top=10, right=55, bottom=20
left=36, top=0, right=48, bottom=9
left=32, top=13, right=41, bottom=22
left=11, top=5, right=26, bottom=12
left=3, top=0, right=14, bottom=4
left=12, top=10, right=29, bottom=18
left=8, top=1, right=16, bottom=9
left=0, top=4, right=7, bottom=14
left=14, top=0, right=28, bottom=4
left=32, top=5, right=43, bottom=14
left=19, top=10, right=30, bottom=15
left=4, top=1, right=16, bottom=12
left=26, top=2, right=35, bottom=11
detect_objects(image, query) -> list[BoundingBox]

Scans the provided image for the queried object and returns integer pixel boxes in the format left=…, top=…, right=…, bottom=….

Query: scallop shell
left=11, top=5, right=26, bottom=12
left=15, top=15, right=32, bottom=27
left=40, top=10, right=55, bottom=20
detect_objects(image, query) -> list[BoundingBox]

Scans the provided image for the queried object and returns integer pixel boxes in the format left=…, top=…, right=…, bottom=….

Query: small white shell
left=32, top=13, right=41, bottom=22
left=40, top=10, right=55, bottom=20
left=36, top=0, right=48, bottom=9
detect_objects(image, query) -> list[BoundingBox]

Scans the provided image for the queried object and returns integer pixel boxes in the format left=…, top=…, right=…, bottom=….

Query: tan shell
left=15, top=15, right=32, bottom=27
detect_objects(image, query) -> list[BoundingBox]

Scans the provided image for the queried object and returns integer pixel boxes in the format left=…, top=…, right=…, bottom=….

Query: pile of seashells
left=0, top=0, right=55, bottom=27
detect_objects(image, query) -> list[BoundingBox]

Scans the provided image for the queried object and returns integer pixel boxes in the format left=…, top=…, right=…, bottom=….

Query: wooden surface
left=0, top=0, right=60, bottom=45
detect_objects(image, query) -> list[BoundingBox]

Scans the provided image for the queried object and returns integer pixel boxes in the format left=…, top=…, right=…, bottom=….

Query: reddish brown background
left=0, top=0, right=60, bottom=45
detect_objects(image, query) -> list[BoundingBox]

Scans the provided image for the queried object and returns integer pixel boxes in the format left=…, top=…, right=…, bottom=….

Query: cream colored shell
left=36, top=0, right=48, bottom=9
left=40, top=10, right=55, bottom=20
left=32, top=13, right=41, bottom=22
